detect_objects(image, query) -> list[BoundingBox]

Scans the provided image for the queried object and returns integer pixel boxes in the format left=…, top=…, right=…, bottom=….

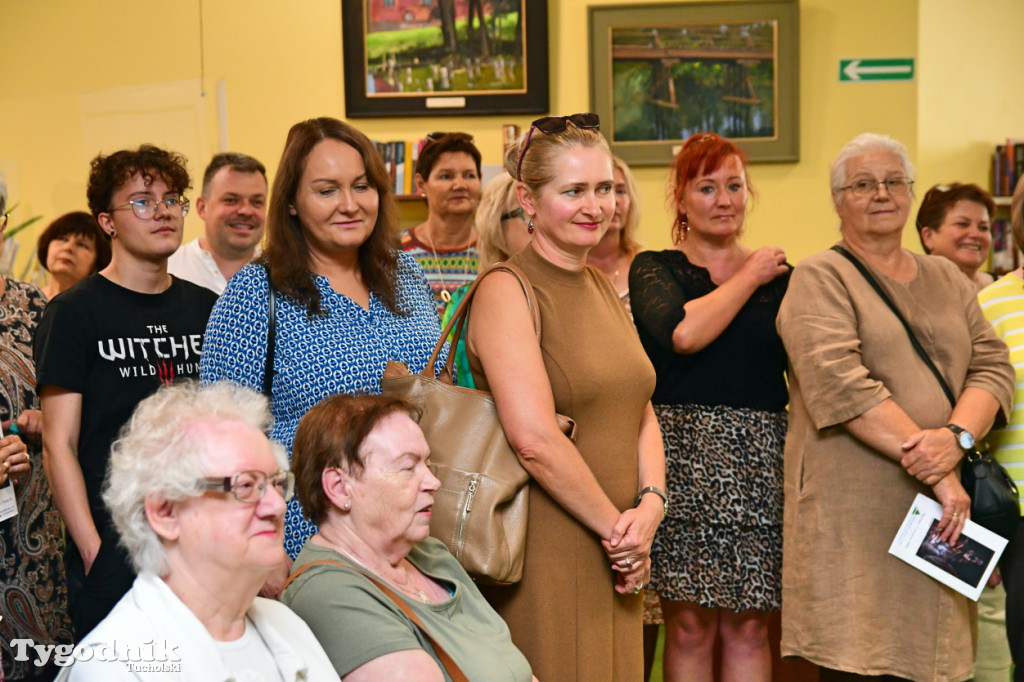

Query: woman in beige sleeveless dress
left=466, top=114, right=665, bottom=682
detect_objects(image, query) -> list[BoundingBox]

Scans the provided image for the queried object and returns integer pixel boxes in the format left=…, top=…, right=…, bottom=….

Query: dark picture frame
left=342, top=0, right=549, bottom=118
left=589, top=0, right=799, bottom=165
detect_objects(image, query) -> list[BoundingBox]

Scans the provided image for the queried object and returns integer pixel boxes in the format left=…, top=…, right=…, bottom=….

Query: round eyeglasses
left=109, top=196, right=190, bottom=220
left=198, top=470, right=295, bottom=504
left=839, top=178, right=914, bottom=198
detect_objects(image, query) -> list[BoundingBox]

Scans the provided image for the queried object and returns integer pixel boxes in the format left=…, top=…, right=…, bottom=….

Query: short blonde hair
left=612, top=156, right=642, bottom=257
left=475, top=174, right=521, bottom=265
left=503, top=118, right=611, bottom=198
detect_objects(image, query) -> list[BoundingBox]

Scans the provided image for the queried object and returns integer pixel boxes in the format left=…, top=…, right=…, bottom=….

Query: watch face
left=959, top=431, right=975, bottom=449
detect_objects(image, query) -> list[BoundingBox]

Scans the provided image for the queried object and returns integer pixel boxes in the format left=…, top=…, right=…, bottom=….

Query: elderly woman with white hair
left=776, top=133, right=1014, bottom=681
left=56, top=381, right=336, bottom=681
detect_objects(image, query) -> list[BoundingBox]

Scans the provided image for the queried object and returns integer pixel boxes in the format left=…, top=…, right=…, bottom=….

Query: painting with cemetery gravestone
left=343, top=0, right=549, bottom=117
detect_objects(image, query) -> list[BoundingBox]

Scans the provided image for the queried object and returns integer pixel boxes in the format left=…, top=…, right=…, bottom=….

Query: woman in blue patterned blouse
left=200, top=118, right=446, bottom=584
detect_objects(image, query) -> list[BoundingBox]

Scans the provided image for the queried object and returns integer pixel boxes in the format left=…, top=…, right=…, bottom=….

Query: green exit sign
left=839, top=58, right=915, bottom=82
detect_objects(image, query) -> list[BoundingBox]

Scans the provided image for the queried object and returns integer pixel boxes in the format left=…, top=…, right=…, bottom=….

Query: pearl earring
left=343, top=501, right=351, bottom=511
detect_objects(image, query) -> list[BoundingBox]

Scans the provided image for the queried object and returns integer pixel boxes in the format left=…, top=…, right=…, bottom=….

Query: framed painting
left=342, top=0, right=549, bottom=118
left=589, top=0, right=799, bottom=165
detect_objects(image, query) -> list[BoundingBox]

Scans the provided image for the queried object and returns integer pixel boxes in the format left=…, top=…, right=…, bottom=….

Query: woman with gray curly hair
left=56, top=381, right=335, bottom=681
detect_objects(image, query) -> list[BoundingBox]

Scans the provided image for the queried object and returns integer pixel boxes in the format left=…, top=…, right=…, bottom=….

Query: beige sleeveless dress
left=468, top=245, right=656, bottom=682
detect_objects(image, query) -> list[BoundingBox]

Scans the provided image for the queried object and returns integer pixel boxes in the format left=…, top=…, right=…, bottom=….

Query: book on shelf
left=993, top=138, right=1024, bottom=196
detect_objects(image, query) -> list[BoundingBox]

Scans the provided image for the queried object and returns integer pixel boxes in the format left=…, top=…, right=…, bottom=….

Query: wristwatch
left=945, top=423, right=976, bottom=451
left=635, top=486, right=668, bottom=517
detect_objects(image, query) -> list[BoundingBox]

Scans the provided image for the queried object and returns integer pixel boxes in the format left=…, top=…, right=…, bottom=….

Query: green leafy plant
left=3, top=203, right=43, bottom=239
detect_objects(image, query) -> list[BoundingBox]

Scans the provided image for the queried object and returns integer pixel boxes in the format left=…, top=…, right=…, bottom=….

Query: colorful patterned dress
left=0, top=278, right=72, bottom=680
left=400, top=227, right=479, bottom=316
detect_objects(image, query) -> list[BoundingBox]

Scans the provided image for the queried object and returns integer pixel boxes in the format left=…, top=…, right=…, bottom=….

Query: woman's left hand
left=602, top=498, right=663, bottom=567
left=901, top=427, right=962, bottom=485
left=0, top=434, right=30, bottom=485
left=932, top=471, right=971, bottom=544
left=611, top=555, right=651, bottom=596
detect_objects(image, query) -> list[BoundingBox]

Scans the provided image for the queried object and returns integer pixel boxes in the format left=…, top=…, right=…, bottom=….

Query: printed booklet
left=889, top=494, right=1007, bottom=601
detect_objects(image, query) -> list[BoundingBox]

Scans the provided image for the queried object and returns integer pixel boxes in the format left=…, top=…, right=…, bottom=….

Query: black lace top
left=628, top=249, right=790, bottom=410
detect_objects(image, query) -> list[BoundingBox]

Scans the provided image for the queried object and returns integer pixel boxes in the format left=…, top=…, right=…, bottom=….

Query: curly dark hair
left=262, top=117, right=402, bottom=317
left=37, top=211, right=111, bottom=273
left=86, top=145, right=191, bottom=224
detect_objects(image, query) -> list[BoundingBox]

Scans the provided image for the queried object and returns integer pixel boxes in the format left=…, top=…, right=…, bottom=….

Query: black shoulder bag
left=832, top=245, right=1020, bottom=539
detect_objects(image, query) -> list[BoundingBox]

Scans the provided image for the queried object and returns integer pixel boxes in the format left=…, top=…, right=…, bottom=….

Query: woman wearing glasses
left=629, top=133, right=789, bottom=682
left=465, top=114, right=665, bottom=682
left=402, top=132, right=483, bottom=314
left=35, top=145, right=218, bottom=640
left=200, top=118, right=444, bottom=572
left=777, top=133, right=1014, bottom=681
left=915, top=183, right=997, bottom=290
left=56, top=381, right=336, bottom=680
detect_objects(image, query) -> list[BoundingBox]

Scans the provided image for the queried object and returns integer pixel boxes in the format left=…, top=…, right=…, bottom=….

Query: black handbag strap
left=263, top=272, right=277, bottom=398
left=830, top=245, right=957, bottom=408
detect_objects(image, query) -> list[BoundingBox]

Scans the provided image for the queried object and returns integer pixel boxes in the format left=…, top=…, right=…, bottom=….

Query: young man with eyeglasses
left=34, top=145, right=218, bottom=640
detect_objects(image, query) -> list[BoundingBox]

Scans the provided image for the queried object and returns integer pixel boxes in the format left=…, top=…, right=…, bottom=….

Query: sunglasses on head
left=516, top=113, right=600, bottom=181
left=423, top=131, right=475, bottom=146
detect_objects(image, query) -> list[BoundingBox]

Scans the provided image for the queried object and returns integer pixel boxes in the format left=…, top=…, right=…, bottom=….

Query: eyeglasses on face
left=198, top=470, right=295, bottom=504
left=109, top=196, right=190, bottom=220
left=516, top=113, right=600, bottom=181
left=500, top=208, right=523, bottom=222
left=839, top=178, right=914, bottom=198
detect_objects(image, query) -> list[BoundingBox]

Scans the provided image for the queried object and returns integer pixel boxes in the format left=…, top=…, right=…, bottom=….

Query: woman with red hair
left=629, top=133, right=789, bottom=681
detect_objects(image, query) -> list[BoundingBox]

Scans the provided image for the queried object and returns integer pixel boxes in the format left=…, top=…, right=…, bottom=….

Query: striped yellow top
left=978, top=271, right=1024, bottom=512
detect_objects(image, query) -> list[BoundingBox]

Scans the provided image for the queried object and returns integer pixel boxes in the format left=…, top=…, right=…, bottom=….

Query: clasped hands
left=902, top=427, right=970, bottom=544
left=600, top=499, right=663, bottom=595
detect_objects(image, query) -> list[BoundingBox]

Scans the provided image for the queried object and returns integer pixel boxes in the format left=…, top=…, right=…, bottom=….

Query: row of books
left=992, top=138, right=1024, bottom=196
left=373, top=139, right=432, bottom=197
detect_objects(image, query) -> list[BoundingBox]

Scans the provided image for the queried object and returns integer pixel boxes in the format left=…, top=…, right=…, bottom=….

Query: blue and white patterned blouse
left=200, top=253, right=448, bottom=558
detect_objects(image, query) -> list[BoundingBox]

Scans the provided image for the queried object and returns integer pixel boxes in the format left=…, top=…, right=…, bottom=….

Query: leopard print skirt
left=649, top=403, right=786, bottom=612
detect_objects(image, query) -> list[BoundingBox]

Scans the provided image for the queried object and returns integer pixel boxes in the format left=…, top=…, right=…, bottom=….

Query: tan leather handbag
left=381, top=262, right=576, bottom=585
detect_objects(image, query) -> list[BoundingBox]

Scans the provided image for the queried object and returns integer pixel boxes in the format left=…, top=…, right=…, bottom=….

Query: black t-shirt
left=628, top=249, right=790, bottom=410
left=34, top=274, right=217, bottom=530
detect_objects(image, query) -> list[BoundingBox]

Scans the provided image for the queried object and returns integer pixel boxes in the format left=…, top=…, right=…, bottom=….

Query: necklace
left=424, top=227, right=472, bottom=305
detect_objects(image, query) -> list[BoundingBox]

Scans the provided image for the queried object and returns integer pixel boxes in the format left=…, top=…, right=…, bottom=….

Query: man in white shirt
left=168, top=152, right=267, bottom=294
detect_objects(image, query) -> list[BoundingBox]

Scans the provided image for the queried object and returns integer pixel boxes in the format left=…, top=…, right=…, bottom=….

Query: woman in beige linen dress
left=466, top=114, right=665, bottom=682
left=776, top=133, right=1014, bottom=682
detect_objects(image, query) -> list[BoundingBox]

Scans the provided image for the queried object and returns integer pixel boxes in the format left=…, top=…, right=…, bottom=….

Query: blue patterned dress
left=200, top=253, right=447, bottom=558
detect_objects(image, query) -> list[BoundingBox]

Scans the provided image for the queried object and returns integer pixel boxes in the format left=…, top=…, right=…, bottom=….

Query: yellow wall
left=917, top=0, right=1024, bottom=202
left=0, top=0, right=1019, bottom=278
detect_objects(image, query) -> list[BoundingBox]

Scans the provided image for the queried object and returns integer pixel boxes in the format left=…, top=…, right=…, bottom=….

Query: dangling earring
left=527, top=218, right=535, bottom=235
left=343, top=501, right=351, bottom=511
left=673, top=215, right=688, bottom=244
